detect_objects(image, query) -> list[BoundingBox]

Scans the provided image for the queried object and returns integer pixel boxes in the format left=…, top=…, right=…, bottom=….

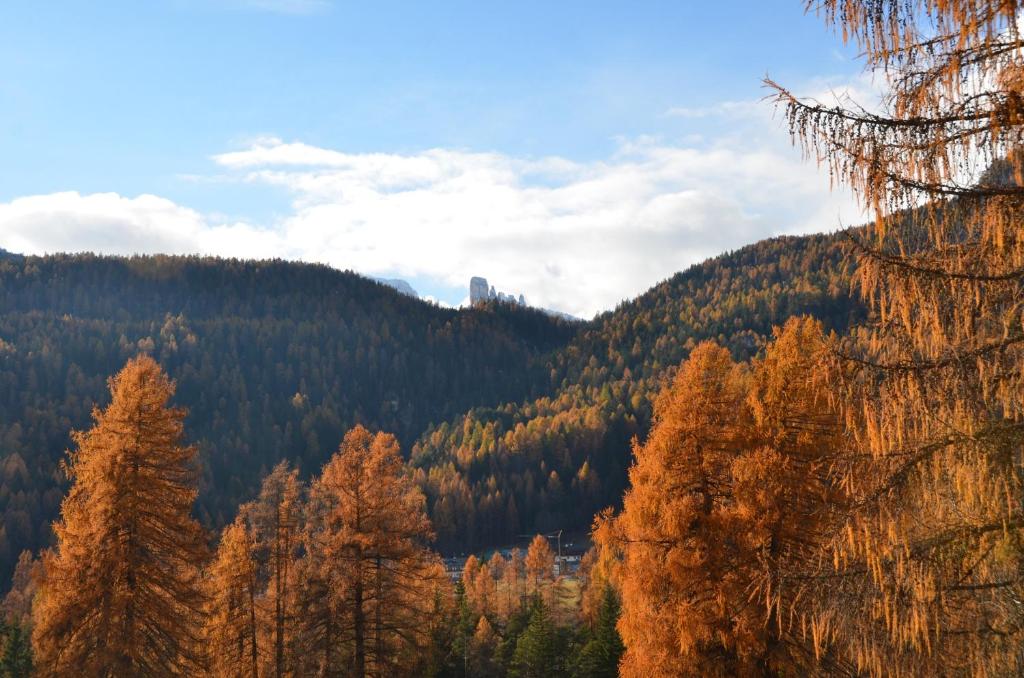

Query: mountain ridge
left=0, top=230, right=861, bottom=584
left=0, top=251, right=577, bottom=583
left=411, top=231, right=863, bottom=551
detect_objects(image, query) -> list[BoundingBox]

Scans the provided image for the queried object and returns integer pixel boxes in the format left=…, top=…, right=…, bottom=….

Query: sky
left=0, top=1, right=874, bottom=318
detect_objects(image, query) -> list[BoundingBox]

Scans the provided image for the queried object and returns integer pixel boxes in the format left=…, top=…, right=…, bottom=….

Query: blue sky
left=0, top=1, right=869, bottom=316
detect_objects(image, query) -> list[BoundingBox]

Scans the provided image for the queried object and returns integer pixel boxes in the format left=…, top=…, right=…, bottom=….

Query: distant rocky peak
left=374, top=277, right=419, bottom=298
left=469, top=277, right=489, bottom=304
left=469, top=276, right=527, bottom=307
left=468, top=275, right=578, bottom=321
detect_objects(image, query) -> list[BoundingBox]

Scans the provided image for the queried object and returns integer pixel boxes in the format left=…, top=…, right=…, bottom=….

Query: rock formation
left=470, top=277, right=490, bottom=305
left=375, top=278, right=419, bottom=298
left=470, top=276, right=527, bottom=307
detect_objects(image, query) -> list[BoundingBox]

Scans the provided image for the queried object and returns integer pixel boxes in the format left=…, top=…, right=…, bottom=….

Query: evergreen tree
left=493, top=603, right=531, bottom=676
left=0, top=621, right=32, bottom=678
left=572, top=585, right=623, bottom=678
left=31, top=356, right=208, bottom=676
left=510, top=598, right=563, bottom=678
left=449, top=579, right=476, bottom=678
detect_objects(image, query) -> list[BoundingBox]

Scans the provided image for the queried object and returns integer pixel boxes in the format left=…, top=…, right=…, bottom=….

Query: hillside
left=0, top=253, right=578, bottom=582
left=0, top=233, right=861, bottom=584
left=411, top=232, right=864, bottom=551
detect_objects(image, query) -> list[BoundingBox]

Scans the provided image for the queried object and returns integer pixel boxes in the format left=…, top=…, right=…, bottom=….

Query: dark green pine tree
left=511, top=598, right=563, bottom=678
left=572, top=585, right=624, bottom=678
left=0, top=620, right=32, bottom=678
left=494, top=600, right=532, bottom=673
left=421, top=587, right=460, bottom=678
left=448, top=580, right=477, bottom=678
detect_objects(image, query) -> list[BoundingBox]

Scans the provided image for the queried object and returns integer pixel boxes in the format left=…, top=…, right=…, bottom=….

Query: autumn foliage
left=596, top=2, right=1024, bottom=677
left=25, top=358, right=453, bottom=677
left=32, top=356, right=208, bottom=676
left=770, top=0, right=1024, bottom=675
left=205, top=516, right=259, bottom=677
left=9, top=2, right=1024, bottom=677
left=598, top=318, right=841, bottom=676
left=300, top=425, right=443, bottom=676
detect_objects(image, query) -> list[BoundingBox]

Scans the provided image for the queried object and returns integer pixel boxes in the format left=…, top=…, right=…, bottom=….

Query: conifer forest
left=3, top=1, right=1024, bottom=676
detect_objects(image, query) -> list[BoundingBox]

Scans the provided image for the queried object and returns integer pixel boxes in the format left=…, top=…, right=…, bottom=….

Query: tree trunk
left=275, top=508, right=284, bottom=678
left=374, top=555, right=384, bottom=677
left=249, top=574, right=259, bottom=677
left=354, top=547, right=365, bottom=678
left=237, top=623, right=245, bottom=678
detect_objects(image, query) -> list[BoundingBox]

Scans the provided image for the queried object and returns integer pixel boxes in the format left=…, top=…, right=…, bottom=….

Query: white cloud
left=0, top=191, right=283, bottom=262
left=0, top=192, right=206, bottom=255
left=0, top=83, right=872, bottom=319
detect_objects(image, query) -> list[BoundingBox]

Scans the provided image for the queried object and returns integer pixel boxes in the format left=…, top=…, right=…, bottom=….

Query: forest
left=0, top=255, right=578, bottom=583
left=0, top=232, right=861, bottom=580
left=3, top=0, right=1024, bottom=675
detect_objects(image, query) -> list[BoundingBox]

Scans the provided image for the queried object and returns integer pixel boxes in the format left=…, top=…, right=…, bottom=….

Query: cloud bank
left=0, top=100, right=865, bottom=318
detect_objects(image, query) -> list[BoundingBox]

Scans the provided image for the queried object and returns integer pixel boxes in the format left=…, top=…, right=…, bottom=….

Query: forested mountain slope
left=0, top=232, right=861, bottom=584
left=412, top=232, right=864, bottom=551
left=0, top=253, right=577, bottom=582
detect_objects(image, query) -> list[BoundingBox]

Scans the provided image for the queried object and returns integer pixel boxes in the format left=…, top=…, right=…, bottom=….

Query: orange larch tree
left=1, top=550, right=38, bottom=628
left=303, top=425, right=441, bottom=677
left=461, top=554, right=481, bottom=608
left=486, top=551, right=505, bottom=584
left=771, top=1, right=1024, bottom=674
left=471, top=562, right=497, bottom=621
left=32, top=355, right=208, bottom=676
left=293, top=530, right=341, bottom=676
left=205, top=516, right=260, bottom=678
left=524, top=535, right=554, bottom=596
left=733, top=317, right=847, bottom=674
left=601, top=342, right=752, bottom=677
left=599, top=324, right=845, bottom=677
left=247, top=461, right=303, bottom=677
left=501, top=548, right=525, bottom=619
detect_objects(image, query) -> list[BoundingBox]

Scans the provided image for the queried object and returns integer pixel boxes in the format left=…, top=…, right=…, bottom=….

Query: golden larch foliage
left=204, top=516, right=259, bottom=678
left=524, top=534, right=555, bottom=595
left=604, top=342, right=752, bottom=677
left=771, top=1, right=1024, bottom=675
left=247, top=461, right=302, bottom=677
left=1, top=550, right=39, bottom=628
left=601, top=321, right=846, bottom=677
left=302, top=424, right=442, bottom=678
left=500, top=548, right=525, bottom=619
left=32, top=355, right=208, bottom=676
